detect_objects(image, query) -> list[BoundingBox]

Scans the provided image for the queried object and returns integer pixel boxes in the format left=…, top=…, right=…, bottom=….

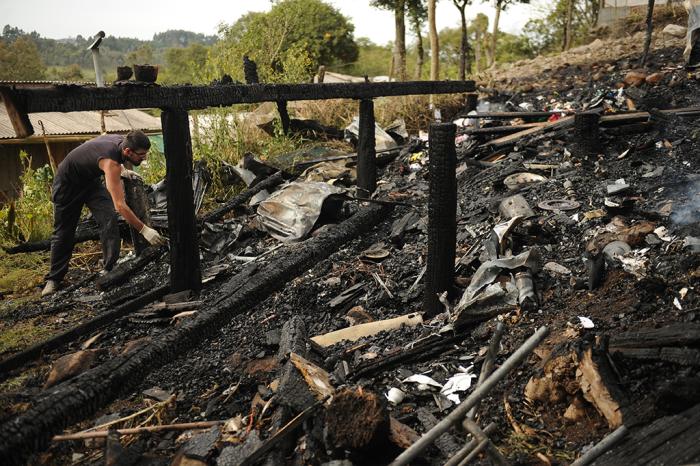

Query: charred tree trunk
left=642, top=0, right=656, bottom=65
left=423, top=123, right=457, bottom=316
left=161, top=109, right=202, bottom=294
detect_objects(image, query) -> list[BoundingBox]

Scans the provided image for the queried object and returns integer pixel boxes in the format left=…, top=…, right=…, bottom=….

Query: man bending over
left=42, top=130, right=166, bottom=297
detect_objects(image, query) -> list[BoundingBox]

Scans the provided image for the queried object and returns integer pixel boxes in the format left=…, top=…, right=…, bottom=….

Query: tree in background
left=488, top=0, right=530, bottom=67
left=452, top=0, right=472, bottom=79
left=126, top=44, right=154, bottom=65
left=163, top=43, right=210, bottom=84
left=428, top=0, right=439, bottom=79
left=372, top=0, right=408, bottom=80
left=470, top=13, right=489, bottom=72
left=210, top=0, right=357, bottom=83
left=408, top=1, right=428, bottom=78
left=523, top=0, right=599, bottom=56
left=0, top=36, right=46, bottom=80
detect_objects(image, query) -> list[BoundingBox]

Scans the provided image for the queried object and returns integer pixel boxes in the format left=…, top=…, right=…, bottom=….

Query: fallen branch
left=53, top=420, right=221, bottom=441
left=389, top=326, right=549, bottom=466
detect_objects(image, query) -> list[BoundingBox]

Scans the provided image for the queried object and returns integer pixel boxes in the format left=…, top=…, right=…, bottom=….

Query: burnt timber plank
left=0, top=87, right=34, bottom=137
left=609, top=323, right=700, bottom=348
left=3, top=81, right=475, bottom=113
left=162, top=109, right=202, bottom=294
left=593, top=403, right=700, bottom=465
left=611, top=347, right=700, bottom=366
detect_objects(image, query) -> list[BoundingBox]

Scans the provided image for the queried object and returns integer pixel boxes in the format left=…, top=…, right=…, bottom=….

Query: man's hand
left=140, top=225, right=167, bottom=246
left=120, top=166, right=142, bottom=180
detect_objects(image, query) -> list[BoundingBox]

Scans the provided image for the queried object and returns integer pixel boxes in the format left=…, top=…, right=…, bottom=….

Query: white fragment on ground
left=578, top=316, right=595, bottom=329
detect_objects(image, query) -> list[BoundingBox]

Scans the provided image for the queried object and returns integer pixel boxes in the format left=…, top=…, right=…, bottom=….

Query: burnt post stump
left=573, top=111, right=601, bottom=159
left=357, top=98, right=377, bottom=198
left=423, top=122, right=457, bottom=317
left=324, top=387, right=392, bottom=461
left=465, top=93, right=478, bottom=113
left=161, top=108, right=202, bottom=294
left=123, top=177, right=151, bottom=256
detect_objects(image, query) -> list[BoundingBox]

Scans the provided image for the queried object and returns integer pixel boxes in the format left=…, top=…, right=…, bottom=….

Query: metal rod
left=468, top=321, right=505, bottom=420
left=443, top=422, right=497, bottom=466
left=570, top=425, right=628, bottom=466
left=458, top=438, right=490, bottom=465
left=463, top=419, right=509, bottom=466
left=389, top=326, right=549, bottom=466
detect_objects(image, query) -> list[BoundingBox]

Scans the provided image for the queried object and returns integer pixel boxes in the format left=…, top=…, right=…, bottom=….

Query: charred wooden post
left=573, top=111, right=601, bottom=159
left=276, top=101, right=291, bottom=134
left=161, top=109, right=202, bottom=294
left=123, top=177, right=151, bottom=255
left=465, top=93, right=478, bottom=113
left=242, top=55, right=259, bottom=84
left=243, top=55, right=290, bottom=135
left=357, top=99, right=377, bottom=197
left=423, top=123, right=457, bottom=317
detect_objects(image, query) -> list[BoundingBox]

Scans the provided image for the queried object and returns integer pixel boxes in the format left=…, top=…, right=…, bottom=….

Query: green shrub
left=0, top=152, right=53, bottom=245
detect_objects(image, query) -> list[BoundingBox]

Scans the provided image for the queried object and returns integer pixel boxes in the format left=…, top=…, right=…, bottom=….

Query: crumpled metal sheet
left=300, top=159, right=356, bottom=184
left=257, top=182, right=344, bottom=242
left=456, top=248, right=541, bottom=313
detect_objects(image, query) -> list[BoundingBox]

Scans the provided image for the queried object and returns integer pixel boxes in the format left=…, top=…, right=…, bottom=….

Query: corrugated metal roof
left=0, top=80, right=96, bottom=88
left=0, top=105, right=161, bottom=139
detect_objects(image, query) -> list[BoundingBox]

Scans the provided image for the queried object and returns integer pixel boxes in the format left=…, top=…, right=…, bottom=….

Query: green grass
left=0, top=250, right=48, bottom=296
left=0, top=319, right=52, bottom=354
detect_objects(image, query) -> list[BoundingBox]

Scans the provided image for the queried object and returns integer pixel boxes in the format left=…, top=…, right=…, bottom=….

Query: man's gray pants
left=46, top=179, right=121, bottom=282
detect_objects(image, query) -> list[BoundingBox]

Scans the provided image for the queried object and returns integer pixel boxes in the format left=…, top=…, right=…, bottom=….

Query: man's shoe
left=41, top=280, right=59, bottom=297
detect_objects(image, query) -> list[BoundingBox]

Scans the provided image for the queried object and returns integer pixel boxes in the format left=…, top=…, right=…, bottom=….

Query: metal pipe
left=389, top=326, right=549, bottom=466
left=443, top=423, right=497, bottom=466
left=468, top=321, right=505, bottom=420
left=570, top=425, right=628, bottom=466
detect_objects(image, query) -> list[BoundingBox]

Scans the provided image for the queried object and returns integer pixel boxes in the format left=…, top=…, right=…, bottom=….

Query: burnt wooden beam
left=4, top=81, right=475, bottom=113
left=0, top=87, right=34, bottom=137
left=357, top=99, right=377, bottom=197
left=161, top=108, right=202, bottom=294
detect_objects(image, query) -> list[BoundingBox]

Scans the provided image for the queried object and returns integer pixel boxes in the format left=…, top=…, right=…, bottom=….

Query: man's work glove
left=120, top=166, right=142, bottom=180
left=140, top=225, right=167, bottom=246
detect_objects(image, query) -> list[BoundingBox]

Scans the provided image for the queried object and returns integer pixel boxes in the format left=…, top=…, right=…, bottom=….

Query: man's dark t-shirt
left=52, top=135, right=125, bottom=203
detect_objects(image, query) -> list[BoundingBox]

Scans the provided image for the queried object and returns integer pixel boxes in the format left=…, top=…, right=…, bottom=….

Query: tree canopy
left=209, top=0, right=358, bottom=83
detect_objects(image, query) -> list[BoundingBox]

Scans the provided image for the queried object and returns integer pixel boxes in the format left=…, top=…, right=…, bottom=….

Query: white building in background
left=600, top=0, right=673, bottom=25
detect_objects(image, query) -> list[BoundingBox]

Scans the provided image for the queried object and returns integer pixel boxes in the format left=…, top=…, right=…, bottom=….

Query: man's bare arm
left=99, top=159, right=145, bottom=231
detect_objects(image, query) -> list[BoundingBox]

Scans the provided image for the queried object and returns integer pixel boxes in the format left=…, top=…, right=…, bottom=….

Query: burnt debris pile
left=1, top=43, right=700, bottom=466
